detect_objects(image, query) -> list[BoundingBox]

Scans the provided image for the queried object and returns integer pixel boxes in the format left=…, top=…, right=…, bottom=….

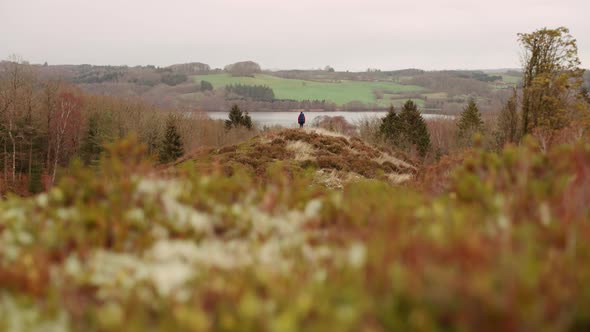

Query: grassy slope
left=193, top=74, right=424, bottom=105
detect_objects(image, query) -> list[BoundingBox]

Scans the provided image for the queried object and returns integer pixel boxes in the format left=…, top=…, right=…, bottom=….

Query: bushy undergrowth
left=1, top=136, right=590, bottom=331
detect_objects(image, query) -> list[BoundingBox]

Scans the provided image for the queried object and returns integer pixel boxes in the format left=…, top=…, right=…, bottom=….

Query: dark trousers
left=299, top=123, right=304, bottom=128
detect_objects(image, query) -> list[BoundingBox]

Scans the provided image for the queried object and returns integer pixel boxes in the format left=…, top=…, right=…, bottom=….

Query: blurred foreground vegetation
left=1, top=133, right=590, bottom=332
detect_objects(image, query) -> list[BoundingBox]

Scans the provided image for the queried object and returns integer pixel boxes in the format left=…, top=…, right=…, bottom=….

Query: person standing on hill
left=298, top=111, right=306, bottom=128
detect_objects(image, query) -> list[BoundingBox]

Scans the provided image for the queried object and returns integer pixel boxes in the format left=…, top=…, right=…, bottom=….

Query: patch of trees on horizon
left=167, top=62, right=211, bottom=75
left=225, top=84, right=275, bottom=101
left=224, top=61, right=261, bottom=77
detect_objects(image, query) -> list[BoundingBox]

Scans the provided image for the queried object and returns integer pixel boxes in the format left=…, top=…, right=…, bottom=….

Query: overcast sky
left=1, top=0, right=588, bottom=71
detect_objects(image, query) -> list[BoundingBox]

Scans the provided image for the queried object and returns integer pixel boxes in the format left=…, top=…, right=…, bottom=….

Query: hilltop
left=177, top=128, right=416, bottom=188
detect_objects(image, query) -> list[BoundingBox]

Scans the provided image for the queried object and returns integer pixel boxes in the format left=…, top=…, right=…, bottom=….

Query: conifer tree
left=398, top=100, right=431, bottom=157
left=457, top=98, right=484, bottom=146
left=243, top=112, right=253, bottom=130
left=379, top=105, right=403, bottom=143
left=225, top=104, right=253, bottom=130
left=159, top=115, right=184, bottom=163
left=80, top=114, right=103, bottom=166
left=28, top=161, right=43, bottom=194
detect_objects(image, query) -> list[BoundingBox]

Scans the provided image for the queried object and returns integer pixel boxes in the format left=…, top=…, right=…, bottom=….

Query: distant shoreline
left=204, top=109, right=450, bottom=115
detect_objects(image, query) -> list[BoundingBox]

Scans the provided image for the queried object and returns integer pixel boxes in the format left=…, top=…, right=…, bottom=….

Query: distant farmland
left=193, top=74, right=424, bottom=106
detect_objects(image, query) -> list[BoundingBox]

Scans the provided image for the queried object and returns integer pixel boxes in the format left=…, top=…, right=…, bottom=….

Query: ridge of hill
left=177, top=128, right=416, bottom=188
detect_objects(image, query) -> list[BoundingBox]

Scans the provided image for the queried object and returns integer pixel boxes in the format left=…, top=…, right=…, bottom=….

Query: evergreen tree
left=398, top=100, right=431, bottom=157
left=243, top=112, right=253, bottom=130
left=159, top=115, right=185, bottom=163
left=379, top=105, right=403, bottom=143
left=225, top=104, right=253, bottom=130
left=80, top=114, right=103, bottom=166
left=28, top=161, right=43, bottom=194
left=457, top=98, right=484, bottom=146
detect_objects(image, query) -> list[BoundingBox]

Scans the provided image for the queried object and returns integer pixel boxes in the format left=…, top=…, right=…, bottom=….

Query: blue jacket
left=298, top=112, right=305, bottom=124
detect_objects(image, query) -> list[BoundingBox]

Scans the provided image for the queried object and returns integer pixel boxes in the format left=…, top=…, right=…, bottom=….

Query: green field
left=500, top=74, right=521, bottom=84
left=193, top=74, right=424, bottom=105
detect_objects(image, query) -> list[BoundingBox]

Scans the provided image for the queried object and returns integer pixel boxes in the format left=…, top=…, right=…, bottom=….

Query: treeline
left=375, top=27, right=590, bottom=161
left=63, top=65, right=190, bottom=87
left=270, top=68, right=500, bottom=84
left=225, top=84, right=275, bottom=101
left=402, top=71, right=492, bottom=97
left=198, top=91, right=338, bottom=112
left=455, top=71, right=502, bottom=82
left=0, top=60, right=258, bottom=195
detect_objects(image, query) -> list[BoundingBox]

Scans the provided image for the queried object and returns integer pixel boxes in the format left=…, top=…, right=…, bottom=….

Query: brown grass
left=182, top=128, right=416, bottom=187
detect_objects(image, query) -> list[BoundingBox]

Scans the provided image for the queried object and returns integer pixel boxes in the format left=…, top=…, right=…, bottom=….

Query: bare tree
left=0, top=56, right=34, bottom=182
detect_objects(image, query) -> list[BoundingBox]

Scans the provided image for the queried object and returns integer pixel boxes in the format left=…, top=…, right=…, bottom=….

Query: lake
left=206, top=111, right=450, bottom=128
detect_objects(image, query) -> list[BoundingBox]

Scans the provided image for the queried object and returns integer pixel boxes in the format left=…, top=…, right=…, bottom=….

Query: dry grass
left=182, top=128, right=415, bottom=188
left=387, top=173, right=413, bottom=184
left=314, top=169, right=363, bottom=189
left=304, top=127, right=348, bottom=138
left=286, top=140, right=317, bottom=161
left=374, top=153, right=416, bottom=171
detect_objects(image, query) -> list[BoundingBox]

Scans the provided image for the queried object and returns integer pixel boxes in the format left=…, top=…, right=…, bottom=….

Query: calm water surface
left=206, top=111, right=449, bottom=128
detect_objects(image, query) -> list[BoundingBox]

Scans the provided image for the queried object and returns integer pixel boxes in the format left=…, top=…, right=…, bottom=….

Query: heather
left=2, top=133, right=590, bottom=331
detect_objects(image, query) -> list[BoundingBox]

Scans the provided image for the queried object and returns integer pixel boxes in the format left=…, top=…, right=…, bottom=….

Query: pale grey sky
left=1, top=0, right=588, bottom=70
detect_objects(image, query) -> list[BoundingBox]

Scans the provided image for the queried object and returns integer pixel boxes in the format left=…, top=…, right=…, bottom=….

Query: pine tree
left=379, top=105, right=403, bottom=143
left=80, top=114, right=103, bottom=166
left=28, top=161, right=43, bottom=194
left=398, top=100, right=431, bottom=157
left=225, top=104, right=253, bottom=130
left=243, top=112, right=253, bottom=130
left=457, top=98, right=484, bottom=146
left=159, top=115, right=184, bottom=163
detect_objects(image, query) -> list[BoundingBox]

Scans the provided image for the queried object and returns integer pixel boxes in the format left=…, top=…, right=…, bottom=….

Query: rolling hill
left=192, top=73, right=424, bottom=106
